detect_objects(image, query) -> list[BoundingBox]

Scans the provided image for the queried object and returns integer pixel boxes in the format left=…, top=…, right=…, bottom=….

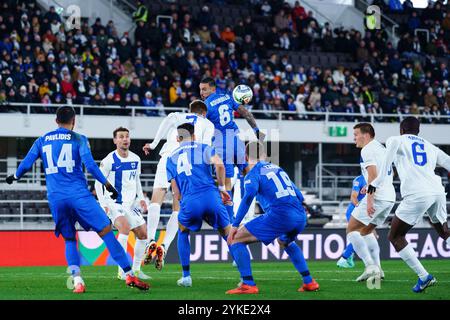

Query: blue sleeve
left=231, top=96, right=240, bottom=111
left=16, top=138, right=41, bottom=179
left=292, top=184, right=304, bottom=203
left=79, top=136, right=107, bottom=185
left=233, top=173, right=259, bottom=227
left=166, top=157, right=176, bottom=182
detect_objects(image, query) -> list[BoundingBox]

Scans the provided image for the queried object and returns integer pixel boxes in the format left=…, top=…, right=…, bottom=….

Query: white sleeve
left=149, top=113, right=178, bottom=150
left=94, top=157, right=112, bottom=208
left=372, top=137, right=400, bottom=188
left=203, top=120, right=215, bottom=146
left=436, top=147, right=450, bottom=172
left=136, top=160, right=145, bottom=202
left=361, top=146, right=377, bottom=169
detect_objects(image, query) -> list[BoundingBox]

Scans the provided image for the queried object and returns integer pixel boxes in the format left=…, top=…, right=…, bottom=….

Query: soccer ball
left=232, top=84, right=253, bottom=104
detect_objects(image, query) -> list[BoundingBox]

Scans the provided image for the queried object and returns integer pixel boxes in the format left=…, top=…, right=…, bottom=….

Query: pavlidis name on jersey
left=45, top=133, right=72, bottom=141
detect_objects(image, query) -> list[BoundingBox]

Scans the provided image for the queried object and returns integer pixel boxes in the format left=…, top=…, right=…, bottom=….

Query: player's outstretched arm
left=237, top=105, right=266, bottom=142
left=79, top=136, right=108, bottom=186
left=6, top=139, right=41, bottom=184
left=143, top=113, right=178, bottom=155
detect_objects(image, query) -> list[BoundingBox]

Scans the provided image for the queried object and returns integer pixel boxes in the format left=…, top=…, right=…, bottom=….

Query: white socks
left=132, top=239, right=148, bottom=272
left=347, top=231, right=374, bottom=267
left=117, top=233, right=129, bottom=274
left=147, top=203, right=161, bottom=241
left=163, top=211, right=179, bottom=250
left=363, top=233, right=381, bottom=268
left=398, top=244, right=429, bottom=281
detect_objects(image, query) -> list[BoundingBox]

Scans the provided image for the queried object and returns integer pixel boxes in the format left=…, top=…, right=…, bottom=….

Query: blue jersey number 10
left=42, top=144, right=75, bottom=175
left=411, top=142, right=427, bottom=166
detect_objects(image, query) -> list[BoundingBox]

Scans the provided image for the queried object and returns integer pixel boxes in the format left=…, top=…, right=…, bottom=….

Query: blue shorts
left=48, top=195, right=111, bottom=239
left=213, top=134, right=247, bottom=177
left=245, top=205, right=307, bottom=246
left=178, top=191, right=230, bottom=232
left=346, top=204, right=355, bottom=222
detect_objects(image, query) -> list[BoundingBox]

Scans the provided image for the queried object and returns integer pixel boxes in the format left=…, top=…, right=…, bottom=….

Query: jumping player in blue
left=5, top=106, right=149, bottom=293
left=199, top=77, right=265, bottom=223
left=166, top=123, right=233, bottom=288
left=337, top=175, right=367, bottom=268
left=226, top=142, right=319, bottom=294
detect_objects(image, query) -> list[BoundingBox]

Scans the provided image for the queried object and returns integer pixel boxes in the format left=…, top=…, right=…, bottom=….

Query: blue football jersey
left=166, top=141, right=217, bottom=198
left=205, top=92, right=240, bottom=134
left=233, top=161, right=304, bottom=227
left=245, top=161, right=304, bottom=210
left=352, top=175, right=366, bottom=202
left=16, top=127, right=107, bottom=200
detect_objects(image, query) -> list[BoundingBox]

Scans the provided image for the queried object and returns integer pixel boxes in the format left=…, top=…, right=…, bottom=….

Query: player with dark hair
left=369, top=116, right=450, bottom=292
left=5, top=106, right=149, bottom=293
left=199, top=77, right=265, bottom=225
left=95, top=127, right=150, bottom=280
left=346, top=123, right=395, bottom=283
left=226, top=142, right=319, bottom=294
left=142, top=100, right=214, bottom=270
left=166, top=123, right=233, bottom=287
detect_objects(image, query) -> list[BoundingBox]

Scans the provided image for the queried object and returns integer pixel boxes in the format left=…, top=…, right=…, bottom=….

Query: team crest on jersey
left=131, top=163, right=136, bottom=169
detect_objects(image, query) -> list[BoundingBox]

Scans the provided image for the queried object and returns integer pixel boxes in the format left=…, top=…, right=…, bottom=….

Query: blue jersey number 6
left=412, top=142, right=427, bottom=166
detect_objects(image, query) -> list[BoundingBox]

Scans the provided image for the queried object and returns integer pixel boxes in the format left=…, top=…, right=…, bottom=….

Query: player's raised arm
left=370, top=137, right=401, bottom=192
left=236, top=105, right=266, bottom=142
left=6, top=138, right=41, bottom=184
left=79, top=136, right=118, bottom=199
left=143, top=113, right=178, bottom=155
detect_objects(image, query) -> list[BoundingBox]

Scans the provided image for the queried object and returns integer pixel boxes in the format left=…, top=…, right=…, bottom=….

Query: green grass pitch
left=1, top=260, right=449, bottom=300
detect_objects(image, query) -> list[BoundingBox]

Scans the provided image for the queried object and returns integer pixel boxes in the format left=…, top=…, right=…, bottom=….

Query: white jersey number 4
left=177, top=152, right=192, bottom=176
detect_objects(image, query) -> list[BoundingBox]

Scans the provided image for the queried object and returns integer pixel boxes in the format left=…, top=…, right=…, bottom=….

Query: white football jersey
left=94, top=150, right=144, bottom=208
left=360, top=139, right=396, bottom=202
left=374, top=134, right=450, bottom=198
left=149, top=112, right=215, bottom=156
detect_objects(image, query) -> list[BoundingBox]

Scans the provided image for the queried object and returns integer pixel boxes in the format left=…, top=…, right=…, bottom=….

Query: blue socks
left=226, top=191, right=234, bottom=223
left=284, top=242, right=312, bottom=284
left=178, top=230, right=191, bottom=277
left=65, top=239, right=81, bottom=276
left=102, top=230, right=132, bottom=273
left=342, top=243, right=354, bottom=259
left=230, top=243, right=255, bottom=286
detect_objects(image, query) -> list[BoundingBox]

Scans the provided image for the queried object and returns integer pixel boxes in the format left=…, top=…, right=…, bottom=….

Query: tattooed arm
left=237, top=105, right=266, bottom=142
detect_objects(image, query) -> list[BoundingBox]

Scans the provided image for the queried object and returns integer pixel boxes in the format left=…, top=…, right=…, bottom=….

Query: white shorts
left=107, top=203, right=146, bottom=230
left=153, top=153, right=171, bottom=189
left=395, top=194, right=447, bottom=226
left=352, top=197, right=395, bottom=226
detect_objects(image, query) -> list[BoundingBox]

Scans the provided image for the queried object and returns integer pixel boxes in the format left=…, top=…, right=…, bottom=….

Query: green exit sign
left=329, top=126, right=347, bottom=137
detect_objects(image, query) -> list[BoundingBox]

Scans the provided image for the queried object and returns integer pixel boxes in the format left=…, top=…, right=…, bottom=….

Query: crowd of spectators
left=0, top=0, right=449, bottom=123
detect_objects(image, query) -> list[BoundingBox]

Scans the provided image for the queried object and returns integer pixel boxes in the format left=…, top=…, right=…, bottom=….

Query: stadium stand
left=0, top=0, right=449, bottom=123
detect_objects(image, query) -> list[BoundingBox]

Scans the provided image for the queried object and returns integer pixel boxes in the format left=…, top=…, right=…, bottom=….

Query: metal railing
left=0, top=200, right=171, bottom=230
left=4, top=102, right=450, bottom=124
left=0, top=158, right=159, bottom=189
